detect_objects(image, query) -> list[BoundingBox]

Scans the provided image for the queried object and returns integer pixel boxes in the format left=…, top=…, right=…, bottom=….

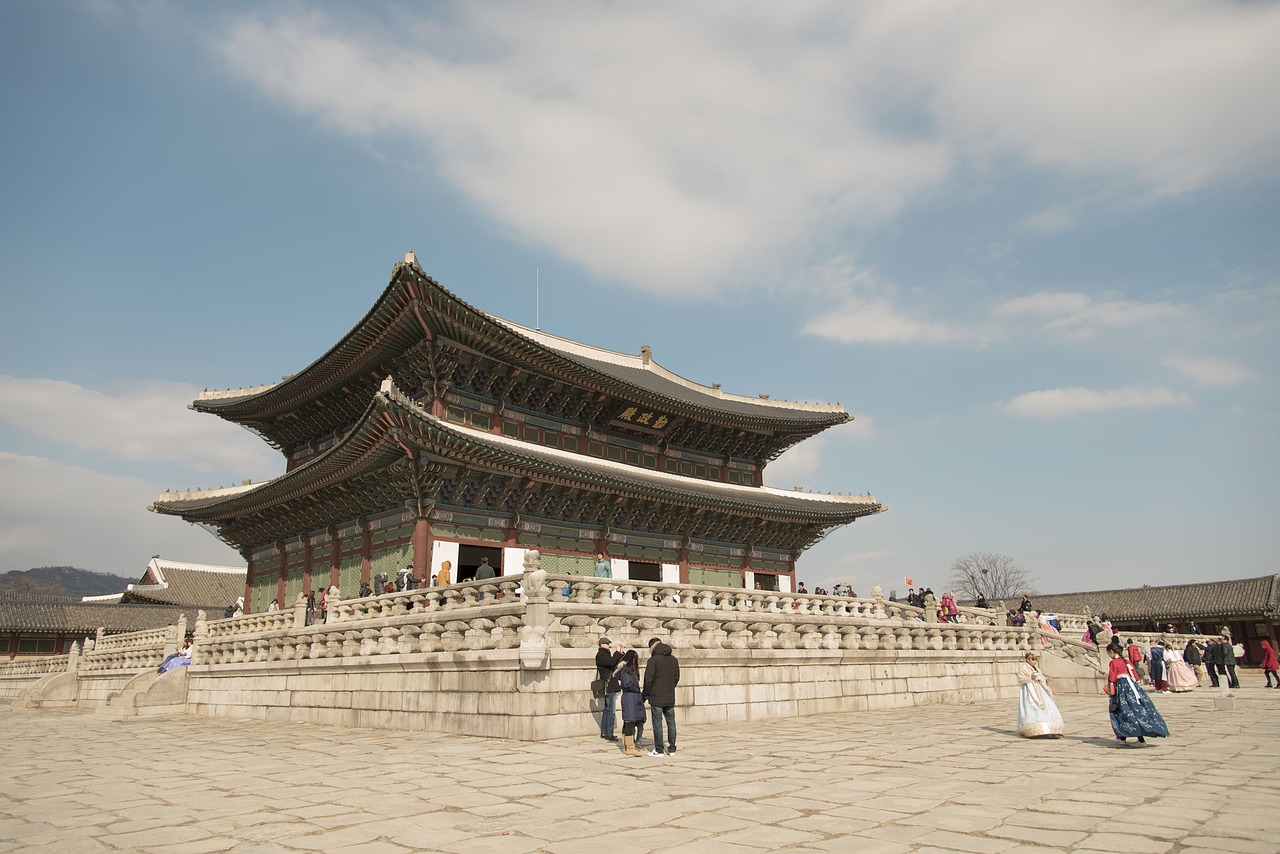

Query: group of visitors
left=595, top=636, right=681, bottom=758
left=1015, top=643, right=1171, bottom=745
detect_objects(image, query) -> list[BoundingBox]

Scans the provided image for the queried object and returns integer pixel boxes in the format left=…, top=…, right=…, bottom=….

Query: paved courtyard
left=1, top=681, right=1277, bottom=854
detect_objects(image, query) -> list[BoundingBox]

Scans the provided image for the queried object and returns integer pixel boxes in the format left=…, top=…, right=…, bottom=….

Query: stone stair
left=96, top=669, right=190, bottom=718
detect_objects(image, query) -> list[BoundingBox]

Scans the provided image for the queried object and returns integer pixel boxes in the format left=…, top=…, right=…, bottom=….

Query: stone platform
left=2, top=683, right=1277, bottom=853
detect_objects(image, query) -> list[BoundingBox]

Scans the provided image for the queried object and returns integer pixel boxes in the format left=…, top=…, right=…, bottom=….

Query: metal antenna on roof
left=535, top=268, right=540, bottom=331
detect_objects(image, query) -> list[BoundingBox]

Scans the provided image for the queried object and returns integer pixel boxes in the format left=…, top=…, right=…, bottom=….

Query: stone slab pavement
left=1, top=681, right=1278, bottom=854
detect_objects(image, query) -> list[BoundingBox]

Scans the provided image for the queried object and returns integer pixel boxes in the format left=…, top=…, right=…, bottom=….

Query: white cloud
left=803, top=297, right=960, bottom=345
left=1002, top=386, right=1192, bottom=418
left=765, top=417, right=874, bottom=488
left=993, top=291, right=1186, bottom=339
left=0, top=452, right=243, bottom=575
left=214, top=3, right=1280, bottom=293
left=0, top=376, right=278, bottom=474
left=1164, top=355, right=1255, bottom=387
left=1020, top=205, right=1077, bottom=234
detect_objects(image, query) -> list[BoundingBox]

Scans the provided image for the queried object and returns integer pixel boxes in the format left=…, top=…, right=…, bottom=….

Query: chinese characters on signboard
left=613, top=405, right=672, bottom=432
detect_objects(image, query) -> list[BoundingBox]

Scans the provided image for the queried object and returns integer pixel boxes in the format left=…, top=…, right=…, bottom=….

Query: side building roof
left=1031, top=574, right=1280, bottom=623
left=0, top=594, right=196, bottom=634
left=120, top=557, right=244, bottom=609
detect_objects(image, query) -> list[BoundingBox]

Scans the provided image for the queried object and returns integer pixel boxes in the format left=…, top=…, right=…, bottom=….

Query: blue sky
left=1, top=1, right=1276, bottom=595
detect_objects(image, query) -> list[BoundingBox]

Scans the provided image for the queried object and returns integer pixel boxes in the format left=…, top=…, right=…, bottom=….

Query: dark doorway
left=753, top=573, right=779, bottom=592
left=458, top=545, right=503, bottom=581
left=629, top=561, right=662, bottom=582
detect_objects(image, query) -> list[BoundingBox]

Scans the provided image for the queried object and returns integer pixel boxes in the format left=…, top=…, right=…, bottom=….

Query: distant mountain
left=0, top=566, right=134, bottom=598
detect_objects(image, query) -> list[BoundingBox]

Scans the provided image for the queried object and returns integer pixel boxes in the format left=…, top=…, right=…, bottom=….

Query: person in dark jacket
left=616, top=650, right=645, bottom=757
left=1220, top=635, right=1240, bottom=689
left=643, top=638, right=680, bottom=756
left=595, top=637, right=623, bottom=742
left=1183, top=638, right=1204, bottom=686
left=1203, top=637, right=1221, bottom=687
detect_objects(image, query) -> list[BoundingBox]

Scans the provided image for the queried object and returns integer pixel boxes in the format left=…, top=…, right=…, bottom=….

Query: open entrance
left=457, top=545, right=503, bottom=581
left=752, top=573, right=780, bottom=592
left=629, top=561, right=662, bottom=582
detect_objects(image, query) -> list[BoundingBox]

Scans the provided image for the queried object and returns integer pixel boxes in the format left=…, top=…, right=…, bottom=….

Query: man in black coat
left=643, top=638, right=680, bottom=756
left=1203, top=637, right=1222, bottom=688
left=1221, top=634, right=1240, bottom=689
left=595, top=638, right=622, bottom=742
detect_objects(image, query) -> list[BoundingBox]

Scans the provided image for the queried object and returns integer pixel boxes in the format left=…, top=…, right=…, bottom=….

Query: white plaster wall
left=431, top=541, right=459, bottom=581
left=778, top=575, right=792, bottom=593
left=610, top=558, right=628, bottom=580
left=502, top=547, right=528, bottom=576
left=662, top=563, right=681, bottom=583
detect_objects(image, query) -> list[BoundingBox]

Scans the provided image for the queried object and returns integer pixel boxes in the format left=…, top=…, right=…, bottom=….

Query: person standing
left=1183, top=637, right=1204, bottom=686
left=1105, top=644, right=1169, bottom=745
left=475, top=557, right=496, bottom=580
left=1221, top=635, right=1240, bottom=689
left=1016, top=652, right=1064, bottom=738
left=437, top=560, right=452, bottom=586
left=1149, top=642, right=1168, bottom=693
left=1260, top=640, right=1280, bottom=688
left=595, top=638, right=622, bottom=742
left=593, top=553, right=612, bottom=578
left=643, top=637, right=680, bottom=757
left=616, top=650, right=646, bottom=758
left=1204, top=637, right=1222, bottom=688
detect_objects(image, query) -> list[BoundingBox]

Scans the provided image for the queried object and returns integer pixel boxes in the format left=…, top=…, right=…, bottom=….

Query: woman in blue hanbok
left=1017, top=653, right=1064, bottom=737
left=1106, top=644, right=1170, bottom=744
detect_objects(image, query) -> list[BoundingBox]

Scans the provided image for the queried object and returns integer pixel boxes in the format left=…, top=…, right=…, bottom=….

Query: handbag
left=590, top=678, right=606, bottom=699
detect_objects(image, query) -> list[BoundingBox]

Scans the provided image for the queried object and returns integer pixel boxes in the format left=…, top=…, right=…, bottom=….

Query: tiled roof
left=156, top=379, right=882, bottom=522
left=0, top=599, right=195, bottom=633
left=120, top=559, right=244, bottom=610
left=1030, top=574, right=1280, bottom=622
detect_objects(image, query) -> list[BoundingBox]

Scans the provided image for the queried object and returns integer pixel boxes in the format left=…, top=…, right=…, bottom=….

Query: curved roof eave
left=156, top=378, right=882, bottom=525
left=190, top=255, right=852, bottom=433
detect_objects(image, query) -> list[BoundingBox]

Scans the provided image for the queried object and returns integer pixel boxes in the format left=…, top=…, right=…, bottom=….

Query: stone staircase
left=96, top=668, right=190, bottom=718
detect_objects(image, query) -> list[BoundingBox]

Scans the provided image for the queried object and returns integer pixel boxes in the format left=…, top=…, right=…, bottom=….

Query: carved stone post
left=518, top=550, right=550, bottom=670
left=293, top=591, right=308, bottom=629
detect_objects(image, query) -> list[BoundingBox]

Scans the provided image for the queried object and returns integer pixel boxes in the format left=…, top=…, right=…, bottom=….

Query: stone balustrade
left=0, top=655, right=70, bottom=677
left=79, top=618, right=185, bottom=673
left=191, top=579, right=527, bottom=666
left=532, top=574, right=1040, bottom=655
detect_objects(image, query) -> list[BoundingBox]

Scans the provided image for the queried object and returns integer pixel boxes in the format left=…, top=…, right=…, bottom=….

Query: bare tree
left=948, top=552, right=1036, bottom=603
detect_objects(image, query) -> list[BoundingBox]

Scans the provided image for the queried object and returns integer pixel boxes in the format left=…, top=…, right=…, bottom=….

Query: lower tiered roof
left=153, top=378, right=882, bottom=554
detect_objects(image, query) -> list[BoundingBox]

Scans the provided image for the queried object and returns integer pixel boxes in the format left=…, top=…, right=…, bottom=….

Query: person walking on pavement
left=595, top=638, right=622, bottom=742
left=643, top=637, right=680, bottom=757
left=1261, top=640, right=1280, bottom=688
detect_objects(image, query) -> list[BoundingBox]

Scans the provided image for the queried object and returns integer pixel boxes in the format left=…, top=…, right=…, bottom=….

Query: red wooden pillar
left=677, top=547, right=690, bottom=585
left=302, top=538, right=313, bottom=596
left=360, top=522, right=372, bottom=585
left=412, top=514, right=432, bottom=582
left=275, top=541, right=288, bottom=609
left=243, top=552, right=255, bottom=612
left=328, top=527, right=341, bottom=590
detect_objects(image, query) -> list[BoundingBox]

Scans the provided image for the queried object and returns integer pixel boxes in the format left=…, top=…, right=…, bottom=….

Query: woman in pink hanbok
left=1163, top=642, right=1198, bottom=692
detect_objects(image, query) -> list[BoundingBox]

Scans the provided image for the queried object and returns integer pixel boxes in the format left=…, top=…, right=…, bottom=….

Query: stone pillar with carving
left=518, top=550, right=550, bottom=670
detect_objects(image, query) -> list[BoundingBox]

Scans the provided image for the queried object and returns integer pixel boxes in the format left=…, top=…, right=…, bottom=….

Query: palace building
left=151, top=253, right=882, bottom=612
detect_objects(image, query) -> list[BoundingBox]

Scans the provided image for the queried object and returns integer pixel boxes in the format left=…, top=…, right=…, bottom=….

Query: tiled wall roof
left=0, top=600, right=195, bottom=633
left=1028, top=574, right=1280, bottom=622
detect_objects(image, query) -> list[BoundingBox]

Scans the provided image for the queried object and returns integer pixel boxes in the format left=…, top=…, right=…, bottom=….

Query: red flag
left=905, top=577, right=914, bottom=586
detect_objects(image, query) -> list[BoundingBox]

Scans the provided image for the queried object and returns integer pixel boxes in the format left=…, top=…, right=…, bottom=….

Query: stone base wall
left=178, top=646, right=1092, bottom=741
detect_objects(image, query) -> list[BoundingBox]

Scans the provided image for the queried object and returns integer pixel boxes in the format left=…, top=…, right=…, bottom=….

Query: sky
left=1, top=1, right=1277, bottom=596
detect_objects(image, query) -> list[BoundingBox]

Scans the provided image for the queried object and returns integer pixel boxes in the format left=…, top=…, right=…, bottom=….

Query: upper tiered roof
left=193, top=253, right=850, bottom=456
